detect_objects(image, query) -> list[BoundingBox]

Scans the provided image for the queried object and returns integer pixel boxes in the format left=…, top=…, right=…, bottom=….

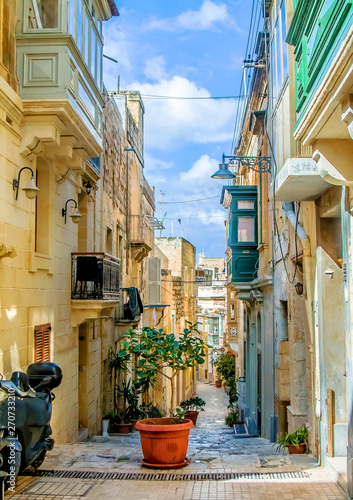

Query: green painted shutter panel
left=148, top=257, right=161, bottom=304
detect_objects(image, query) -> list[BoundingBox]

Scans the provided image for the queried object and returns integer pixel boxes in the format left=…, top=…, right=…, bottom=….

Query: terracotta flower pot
left=130, top=419, right=139, bottom=430
left=215, top=380, right=222, bottom=388
left=287, top=443, right=306, bottom=454
left=185, top=411, right=199, bottom=425
left=136, top=417, right=193, bottom=469
left=111, top=422, right=131, bottom=434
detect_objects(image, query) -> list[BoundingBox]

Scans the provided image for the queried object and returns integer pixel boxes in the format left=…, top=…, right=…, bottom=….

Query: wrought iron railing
left=71, top=253, right=120, bottom=300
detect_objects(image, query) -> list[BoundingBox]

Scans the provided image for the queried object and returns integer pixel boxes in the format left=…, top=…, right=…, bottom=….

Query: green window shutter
left=148, top=257, right=161, bottom=304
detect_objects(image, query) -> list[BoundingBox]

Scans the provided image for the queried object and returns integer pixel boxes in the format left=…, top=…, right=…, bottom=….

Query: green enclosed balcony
left=287, top=0, right=353, bottom=126
left=221, top=186, right=258, bottom=284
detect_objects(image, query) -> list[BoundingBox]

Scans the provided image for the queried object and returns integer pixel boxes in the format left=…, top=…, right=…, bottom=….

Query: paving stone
left=6, top=382, right=346, bottom=499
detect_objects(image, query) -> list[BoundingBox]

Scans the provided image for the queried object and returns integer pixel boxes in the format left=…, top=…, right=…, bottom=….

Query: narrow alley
left=7, top=382, right=345, bottom=500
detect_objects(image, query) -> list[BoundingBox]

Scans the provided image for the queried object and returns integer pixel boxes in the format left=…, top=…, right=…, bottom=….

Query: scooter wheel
left=31, top=450, right=47, bottom=470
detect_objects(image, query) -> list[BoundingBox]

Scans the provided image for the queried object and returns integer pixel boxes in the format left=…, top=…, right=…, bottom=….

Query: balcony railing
left=130, top=215, right=153, bottom=249
left=71, top=253, right=120, bottom=300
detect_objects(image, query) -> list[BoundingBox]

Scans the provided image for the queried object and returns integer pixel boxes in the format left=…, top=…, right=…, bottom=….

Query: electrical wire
left=111, top=92, right=246, bottom=100
left=230, top=0, right=263, bottom=155
left=161, top=195, right=219, bottom=204
left=164, top=215, right=224, bottom=220
left=161, top=280, right=227, bottom=284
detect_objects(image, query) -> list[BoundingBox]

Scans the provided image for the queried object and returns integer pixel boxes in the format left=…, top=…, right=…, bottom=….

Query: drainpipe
left=282, top=202, right=318, bottom=456
left=282, top=202, right=309, bottom=245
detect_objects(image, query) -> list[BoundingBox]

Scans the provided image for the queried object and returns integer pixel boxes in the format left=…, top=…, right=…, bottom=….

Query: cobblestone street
left=7, top=382, right=345, bottom=499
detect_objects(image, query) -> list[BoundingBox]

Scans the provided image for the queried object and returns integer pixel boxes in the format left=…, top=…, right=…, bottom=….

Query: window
left=77, top=0, right=83, bottom=53
left=91, top=27, right=96, bottom=77
left=238, top=200, right=254, bottom=210
left=271, top=0, right=288, bottom=101
left=35, top=324, right=51, bottom=362
left=78, top=80, right=95, bottom=117
left=230, top=304, right=235, bottom=320
left=28, top=0, right=59, bottom=29
left=106, top=227, right=112, bottom=254
left=68, top=0, right=75, bottom=35
left=238, top=217, right=255, bottom=242
left=84, top=12, right=90, bottom=64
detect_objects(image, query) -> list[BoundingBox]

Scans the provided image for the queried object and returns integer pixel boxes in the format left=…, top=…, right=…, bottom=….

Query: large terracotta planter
left=185, top=411, right=199, bottom=426
left=287, top=443, right=306, bottom=454
left=215, top=380, right=222, bottom=388
left=136, top=418, right=193, bottom=469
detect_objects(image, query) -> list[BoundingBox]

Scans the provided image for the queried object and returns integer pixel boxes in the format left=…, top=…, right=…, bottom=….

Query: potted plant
left=103, top=410, right=130, bottom=434
left=180, top=397, right=206, bottom=425
left=215, top=353, right=235, bottom=386
left=130, top=323, right=207, bottom=468
left=136, top=408, right=193, bottom=469
left=225, top=408, right=242, bottom=427
left=274, top=425, right=309, bottom=455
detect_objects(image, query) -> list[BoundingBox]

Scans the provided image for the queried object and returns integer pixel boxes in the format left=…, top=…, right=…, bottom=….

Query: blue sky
left=103, top=0, right=252, bottom=261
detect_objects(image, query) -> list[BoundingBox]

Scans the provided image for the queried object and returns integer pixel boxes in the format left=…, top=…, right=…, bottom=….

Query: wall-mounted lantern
left=62, top=199, right=82, bottom=224
left=13, top=167, right=40, bottom=200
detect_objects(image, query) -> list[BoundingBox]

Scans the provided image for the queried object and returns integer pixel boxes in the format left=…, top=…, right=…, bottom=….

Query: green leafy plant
left=103, top=410, right=130, bottom=425
left=214, top=353, right=236, bottom=384
left=225, top=409, right=241, bottom=427
left=137, top=402, right=162, bottom=419
left=226, top=377, right=239, bottom=409
left=180, top=397, right=206, bottom=412
left=170, top=407, right=187, bottom=424
left=122, top=322, right=208, bottom=414
left=274, top=425, right=309, bottom=455
left=108, top=346, right=131, bottom=412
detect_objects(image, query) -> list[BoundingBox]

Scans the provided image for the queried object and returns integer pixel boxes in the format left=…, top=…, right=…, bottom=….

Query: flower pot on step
left=111, top=422, right=131, bottom=434
left=136, top=417, right=193, bottom=468
left=185, top=411, right=199, bottom=425
left=215, top=380, right=222, bottom=388
left=287, top=443, right=306, bottom=454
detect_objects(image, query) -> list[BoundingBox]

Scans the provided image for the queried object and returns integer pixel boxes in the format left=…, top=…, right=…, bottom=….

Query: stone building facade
left=218, top=0, right=353, bottom=496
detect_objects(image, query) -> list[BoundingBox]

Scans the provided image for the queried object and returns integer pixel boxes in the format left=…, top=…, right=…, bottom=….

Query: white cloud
left=144, top=1, right=233, bottom=32
left=144, top=56, right=167, bottom=81
left=180, top=155, right=219, bottom=187
left=128, top=76, right=236, bottom=151
left=145, top=153, right=174, bottom=171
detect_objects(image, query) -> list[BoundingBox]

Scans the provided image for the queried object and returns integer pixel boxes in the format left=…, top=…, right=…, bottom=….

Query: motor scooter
left=0, top=362, right=62, bottom=490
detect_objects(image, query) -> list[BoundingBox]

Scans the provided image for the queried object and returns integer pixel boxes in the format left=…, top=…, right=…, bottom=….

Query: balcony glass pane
left=68, top=0, right=75, bottom=35
left=238, top=200, right=254, bottom=210
left=84, top=13, right=89, bottom=65
left=78, top=81, right=95, bottom=117
left=281, top=0, right=288, bottom=77
left=97, top=43, right=102, bottom=90
left=91, top=28, right=96, bottom=78
left=77, top=0, right=83, bottom=52
left=238, top=217, right=255, bottom=243
left=29, top=0, right=58, bottom=29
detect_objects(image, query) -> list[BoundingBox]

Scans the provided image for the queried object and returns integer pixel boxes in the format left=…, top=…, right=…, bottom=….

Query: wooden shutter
left=34, top=324, right=51, bottom=362
left=148, top=257, right=161, bottom=305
